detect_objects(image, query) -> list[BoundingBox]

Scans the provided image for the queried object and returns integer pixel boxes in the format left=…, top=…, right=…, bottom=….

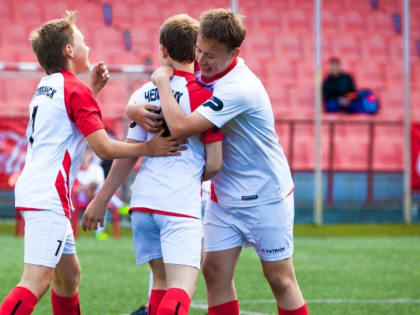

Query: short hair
left=30, top=11, right=78, bottom=74
left=329, top=57, right=341, bottom=64
left=199, top=8, right=246, bottom=51
left=159, top=14, right=199, bottom=63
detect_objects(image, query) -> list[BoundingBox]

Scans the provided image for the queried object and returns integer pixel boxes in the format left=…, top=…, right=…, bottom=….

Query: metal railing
left=276, top=118, right=404, bottom=204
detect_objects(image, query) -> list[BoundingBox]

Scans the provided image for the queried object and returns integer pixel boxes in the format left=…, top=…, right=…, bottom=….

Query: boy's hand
left=82, top=197, right=108, bottom=231
left=147, top=129, right=188, bottom=156
left=88, top=62, right=110, bottom=97
left=151, top=66, right=174, bottom=86
left=126, top=104, right=163, bottom=133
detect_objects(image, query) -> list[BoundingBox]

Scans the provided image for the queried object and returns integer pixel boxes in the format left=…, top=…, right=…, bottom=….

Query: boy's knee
left=264, top=271, right=296, bottom=297
left=202, top=261, right=231, bottom=289
left=54, top=265, right=81, bottom=292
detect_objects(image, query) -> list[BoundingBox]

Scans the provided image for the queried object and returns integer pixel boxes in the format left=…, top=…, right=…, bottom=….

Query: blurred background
left=1, top=0, right=420, bottom=225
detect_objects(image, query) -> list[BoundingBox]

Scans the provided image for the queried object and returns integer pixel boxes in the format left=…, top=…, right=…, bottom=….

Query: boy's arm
left=203, top=140, right=223, bottom=181
left=82, top=139, right=138, bottom=231
left=86, top=128, right=187, bottom=160
left=151, top=66, right=214, bottom=138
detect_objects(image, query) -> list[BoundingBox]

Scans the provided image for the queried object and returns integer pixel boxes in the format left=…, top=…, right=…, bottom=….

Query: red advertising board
left=411, top=123, right=420, bottom=190
left=0, top=118, right=28, bottom=189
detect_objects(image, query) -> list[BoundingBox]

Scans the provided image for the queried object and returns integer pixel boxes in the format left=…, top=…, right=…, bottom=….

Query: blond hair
left=30, top=11, right=78, bottom=74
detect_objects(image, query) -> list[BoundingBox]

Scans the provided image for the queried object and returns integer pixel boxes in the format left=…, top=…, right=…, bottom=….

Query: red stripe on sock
left=51, top=290, right=80, bottom=315
left=148, top=289, right=166, bottom=315
left=156, top=288, right=191, bottom=315
left=278, top=303, right=308, bottom=315
left=208, top=300, right=239, bottom=315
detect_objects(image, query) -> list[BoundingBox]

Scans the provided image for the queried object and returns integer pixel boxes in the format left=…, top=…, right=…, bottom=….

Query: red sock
left=278, top=303, right=308, bottom=315
left=156, top=288, right=191, bottom=315
left=51, top=290, right=80, bottom=315
left=148, top=289, right=167, bottom=315
left=208, top=300, right=239, bottom=315
left=0, top=286, right=38, bottom=315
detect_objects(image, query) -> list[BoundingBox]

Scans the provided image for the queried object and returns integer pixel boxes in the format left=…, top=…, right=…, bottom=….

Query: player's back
left=128, top=71, right=213, bottom=218
left=15, top=71, right=101, bottom=218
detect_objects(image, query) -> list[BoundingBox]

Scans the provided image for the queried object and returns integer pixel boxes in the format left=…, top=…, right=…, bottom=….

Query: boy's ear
left=161, top=45, right=169, bottom=58
left=63, top=44, right=74, bottom=58
left=231, top=47, right=240, bottom=59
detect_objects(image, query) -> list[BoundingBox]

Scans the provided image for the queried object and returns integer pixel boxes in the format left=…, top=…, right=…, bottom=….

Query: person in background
left=322, top=57, right=358, bottom=113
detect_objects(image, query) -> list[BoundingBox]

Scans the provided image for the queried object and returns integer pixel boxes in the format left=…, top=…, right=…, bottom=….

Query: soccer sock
left=51, top=290, right=80, bottom=315
left=208, top=300, right=239, bottom=315
left=156, top=288, right=191, bottom=315
left=148, top=289, right=166, bottom=315
left=0, top=286, right=38, bottom=315
left=277, top=303, right=308, bottom=315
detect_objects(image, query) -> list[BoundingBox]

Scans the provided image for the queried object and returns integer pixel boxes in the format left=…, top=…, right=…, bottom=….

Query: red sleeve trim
left=129, top=207, right=199, bottom=219
left=186, top=80, right=223, bottom=142
left=62, top=71, right=105, bottom=137
left=187, top=81, right=212, bottom=112
left=202, top=127, right=223, bottom=143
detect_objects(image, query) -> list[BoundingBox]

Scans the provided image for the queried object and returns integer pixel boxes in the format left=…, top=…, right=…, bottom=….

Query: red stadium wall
left=0, top=0, right=419, bottom=173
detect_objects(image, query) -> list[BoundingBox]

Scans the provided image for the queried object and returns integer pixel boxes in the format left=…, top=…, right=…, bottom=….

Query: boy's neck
left=171, top=61, right=194, bottom=74
left=64, top=64, right=77, bottom=76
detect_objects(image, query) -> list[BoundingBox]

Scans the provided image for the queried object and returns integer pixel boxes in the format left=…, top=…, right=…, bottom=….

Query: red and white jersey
left=195, top=58, right=294, bottom=207
left=127, top=70, right=222, bottom=218
left=15, top=70, right=104, bottom=218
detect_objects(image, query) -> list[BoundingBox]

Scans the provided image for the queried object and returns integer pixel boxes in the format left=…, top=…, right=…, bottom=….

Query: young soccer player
left=128, top=8, right=309, bottom=315
left=0, top=11, right=186, bottom=315
left=82, top=14, right=223, bottom=315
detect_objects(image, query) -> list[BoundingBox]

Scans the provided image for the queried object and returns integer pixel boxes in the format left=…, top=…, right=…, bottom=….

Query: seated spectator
left=322, top=57, right=358, bottom=113
left=322, top=57, right=379, bottom=114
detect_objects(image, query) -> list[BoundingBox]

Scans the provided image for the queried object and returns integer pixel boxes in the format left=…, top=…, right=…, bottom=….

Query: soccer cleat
left=118, top=204, right=130, bottom=216
left=130, top=305, right=147, bottom=315
left=95, top=232, right=109, bottom=240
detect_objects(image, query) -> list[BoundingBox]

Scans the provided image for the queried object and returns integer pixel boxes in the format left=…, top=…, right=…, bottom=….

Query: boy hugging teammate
left=82, top=14, right=223, bottom=315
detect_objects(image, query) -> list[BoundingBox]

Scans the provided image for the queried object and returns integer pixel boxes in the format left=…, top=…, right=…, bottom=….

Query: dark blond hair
left=199, top=8, right=246, bottom=51
left=159, top=14, right=199, bottom=63
left=30, top=11, right=77, bottom=74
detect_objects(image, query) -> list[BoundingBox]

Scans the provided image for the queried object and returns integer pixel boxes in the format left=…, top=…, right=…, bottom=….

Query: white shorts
left=203, top=193, right=295, bottom=261
left=21, top=210, right=76, bottom=268
left=131, top=211, right=202, bottom=269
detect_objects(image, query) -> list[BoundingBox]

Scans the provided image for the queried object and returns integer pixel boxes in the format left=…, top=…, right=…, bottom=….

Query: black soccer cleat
left=130, top=305, right=147, bottom=315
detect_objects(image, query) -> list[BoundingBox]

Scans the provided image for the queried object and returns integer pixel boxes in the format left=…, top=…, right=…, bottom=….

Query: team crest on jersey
left=203, top=96, right=223, bottom=111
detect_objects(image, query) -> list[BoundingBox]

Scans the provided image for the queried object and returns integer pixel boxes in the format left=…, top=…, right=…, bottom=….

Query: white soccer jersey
left=75, top=163, right=105, bottom=187
left=195, top=58, right=294, bottom=207
left=127, top=70, right=222, bottom=218
left=15, top=70, right=104, bottom=218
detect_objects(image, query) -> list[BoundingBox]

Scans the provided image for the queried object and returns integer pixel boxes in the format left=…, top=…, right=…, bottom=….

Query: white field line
left=193, top=298, right=420, bottom=305
left=122, top=298, right=420, bottom=315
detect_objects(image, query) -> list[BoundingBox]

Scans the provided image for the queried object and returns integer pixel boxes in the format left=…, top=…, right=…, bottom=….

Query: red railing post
left=327, top=121, right=335, bottom=204
left=367, top=122, right=375, bottom=204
